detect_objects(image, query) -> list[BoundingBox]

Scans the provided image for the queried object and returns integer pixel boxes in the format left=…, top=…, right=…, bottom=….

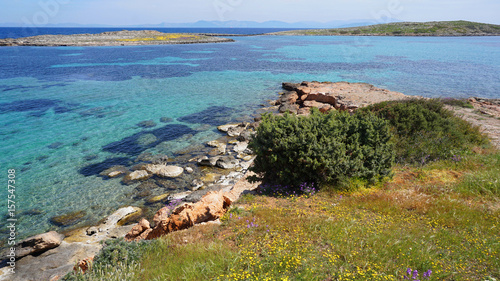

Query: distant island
left=267, top=21, right=500, bottom=36
left=0, top=30, right=234, bottom=47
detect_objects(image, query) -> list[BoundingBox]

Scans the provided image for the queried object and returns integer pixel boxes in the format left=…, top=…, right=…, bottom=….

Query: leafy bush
left=362, top=99, right=488, bottom=165
left=249, top=109, right=394, bottom=188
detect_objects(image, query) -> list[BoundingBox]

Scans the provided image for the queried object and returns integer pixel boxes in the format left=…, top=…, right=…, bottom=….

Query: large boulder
left=16, top=231, right=64, bottom=259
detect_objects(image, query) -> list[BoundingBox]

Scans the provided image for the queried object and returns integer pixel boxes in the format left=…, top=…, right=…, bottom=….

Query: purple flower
left=423, top=270, right=432, bottom=279
left=413, top=269, right=418, bottom=279
left=406, top=268, right=412, bottom=276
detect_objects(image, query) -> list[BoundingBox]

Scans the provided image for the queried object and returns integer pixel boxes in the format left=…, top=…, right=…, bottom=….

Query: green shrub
left=362, top=99, right=489, bottom=165
left=249, top=109, right=394, bottom=188
left=63, top=238, right=151, bottom=280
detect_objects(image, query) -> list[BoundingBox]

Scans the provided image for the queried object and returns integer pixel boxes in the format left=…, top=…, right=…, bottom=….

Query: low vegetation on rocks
left=64, top=98, right=499, bottom=281
left=269, top=21, right=500, bottom=36
left=362, top=99, right=489, bottom=165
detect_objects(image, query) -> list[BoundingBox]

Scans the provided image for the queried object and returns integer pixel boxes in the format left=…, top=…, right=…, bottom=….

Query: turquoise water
left=1, top=35, right=499, bottom=240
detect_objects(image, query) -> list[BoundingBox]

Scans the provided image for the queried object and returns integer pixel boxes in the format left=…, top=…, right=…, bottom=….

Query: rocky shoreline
left=0, top=30, right=234, bottom=47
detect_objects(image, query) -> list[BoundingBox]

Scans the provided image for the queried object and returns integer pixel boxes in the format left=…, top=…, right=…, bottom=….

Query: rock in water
left=50, top=211, right=86, bottom=227
left=216, top=156, right=239, bottom=169
left=122, top=170, right=150, bottom=184
left=144, top=164, right=183, bottom=178
left=137, top=120, right=157, bottom=128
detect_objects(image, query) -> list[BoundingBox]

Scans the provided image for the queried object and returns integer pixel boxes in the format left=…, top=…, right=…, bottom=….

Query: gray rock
left=185, top=167, right=194, bottom=174
left=122, top=170, right=150, bottom=184
left=15, top=231, right=64, bottom=259
left=217, top=123, right=239, bottom=132
left=227, top=126, right=246, bottom=137
left=144, top=164, right=183, bottom=178
left=216, top=156, right=239, bottom=169
left=233, top=141, right=249, bottom=153
left=279, top=103, right=299, bottom=114
left=198, top=156, right=220, bottom=167
left=191, top=179, right=204, bottom=191
left=6, top=241, right=101, bottom=281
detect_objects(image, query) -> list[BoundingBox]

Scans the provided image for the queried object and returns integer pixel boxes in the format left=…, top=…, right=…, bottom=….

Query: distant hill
left=267, top=21, right=500, bottom=36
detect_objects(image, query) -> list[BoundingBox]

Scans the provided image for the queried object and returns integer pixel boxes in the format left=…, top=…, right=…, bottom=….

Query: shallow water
left=0, top=35, right=499, bottom=240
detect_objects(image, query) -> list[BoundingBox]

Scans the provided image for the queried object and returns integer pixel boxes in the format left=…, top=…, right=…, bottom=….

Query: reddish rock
left=124, top=218, right=151, bottom=241
left=125, top=191, right=232, bottom=241
left=305, top=92, right=336, bottom=106
left=73, top=256, right=94, bottom=274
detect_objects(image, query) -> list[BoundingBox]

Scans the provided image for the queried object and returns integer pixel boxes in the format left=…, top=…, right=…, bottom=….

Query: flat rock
left=216, top=156, right=239, bottom=169
left=15, top=231, right=65, bottom=259
left=144, top=164, right=184, bottom=178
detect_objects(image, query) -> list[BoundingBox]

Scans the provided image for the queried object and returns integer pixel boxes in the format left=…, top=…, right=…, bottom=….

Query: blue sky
left=1, top=0, right=499, bottom=26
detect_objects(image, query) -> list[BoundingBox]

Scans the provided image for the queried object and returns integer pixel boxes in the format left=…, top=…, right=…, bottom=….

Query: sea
left=0, top=27, right=499, bottom=242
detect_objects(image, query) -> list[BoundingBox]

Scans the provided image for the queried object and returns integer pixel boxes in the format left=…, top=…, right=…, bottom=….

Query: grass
left=66, top=151, right=500, bottom=280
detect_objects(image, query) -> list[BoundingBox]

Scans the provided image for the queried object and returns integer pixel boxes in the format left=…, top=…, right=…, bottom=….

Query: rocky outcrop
left=125, top=191, right=232, bottom=241
left=277, top=81, right=411, bottom=115
left=0, top=30, right=235, bottom=47
left=15, top=231, right=65, bottom=259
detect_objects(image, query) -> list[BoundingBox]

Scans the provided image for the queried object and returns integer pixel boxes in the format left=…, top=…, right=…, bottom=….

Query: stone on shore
left=277, top=81, right=411, bottom=114
left=15, top=231, right=65, bottom=259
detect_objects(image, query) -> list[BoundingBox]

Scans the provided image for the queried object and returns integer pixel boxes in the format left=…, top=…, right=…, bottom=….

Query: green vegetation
left=249, top=109, right=394, bottom=188
left=269, top=21, right=500, bottom=36
left=362, top=99, right=489, bottom=165
left=63, top=239, right=152, bottom=281
left=64, top=151, right=499, bottom=280
left=65, top=99, right=499, bottom=280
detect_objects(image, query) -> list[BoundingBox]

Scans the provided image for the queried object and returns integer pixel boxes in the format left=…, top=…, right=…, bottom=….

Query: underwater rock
left=136, top=133, right=158, bottom=146
left=160, top=117, right=173, bottom=123
left=99, top=165, right=128, bottom=178
left=146, top=193, right=171, bottom=204
left=122, top=170, right=150, bottom=184
left=47, top=142, right=64, bottom=149
left=144, top=164, right=184, bottom=178
left=50, top=210, right=86, bottom=227
left=137, top=120, right=157, bottom=128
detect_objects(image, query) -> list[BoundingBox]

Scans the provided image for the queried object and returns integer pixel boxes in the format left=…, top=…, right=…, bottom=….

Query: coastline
left=1, top=80, right=499, bottom=279
left=0, top=30, right=234, bottom=47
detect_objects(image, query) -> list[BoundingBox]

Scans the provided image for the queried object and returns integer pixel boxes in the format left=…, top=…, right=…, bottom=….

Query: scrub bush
left=249, top=109, right=394, bottom=188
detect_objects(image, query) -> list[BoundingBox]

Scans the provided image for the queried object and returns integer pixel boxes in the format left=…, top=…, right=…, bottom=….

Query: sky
left=1, top=0, right=499, bottom=26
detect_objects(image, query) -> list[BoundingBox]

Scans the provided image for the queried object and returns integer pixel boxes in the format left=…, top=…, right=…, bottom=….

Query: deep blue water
left=0, top=30, right=499, bottom=241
